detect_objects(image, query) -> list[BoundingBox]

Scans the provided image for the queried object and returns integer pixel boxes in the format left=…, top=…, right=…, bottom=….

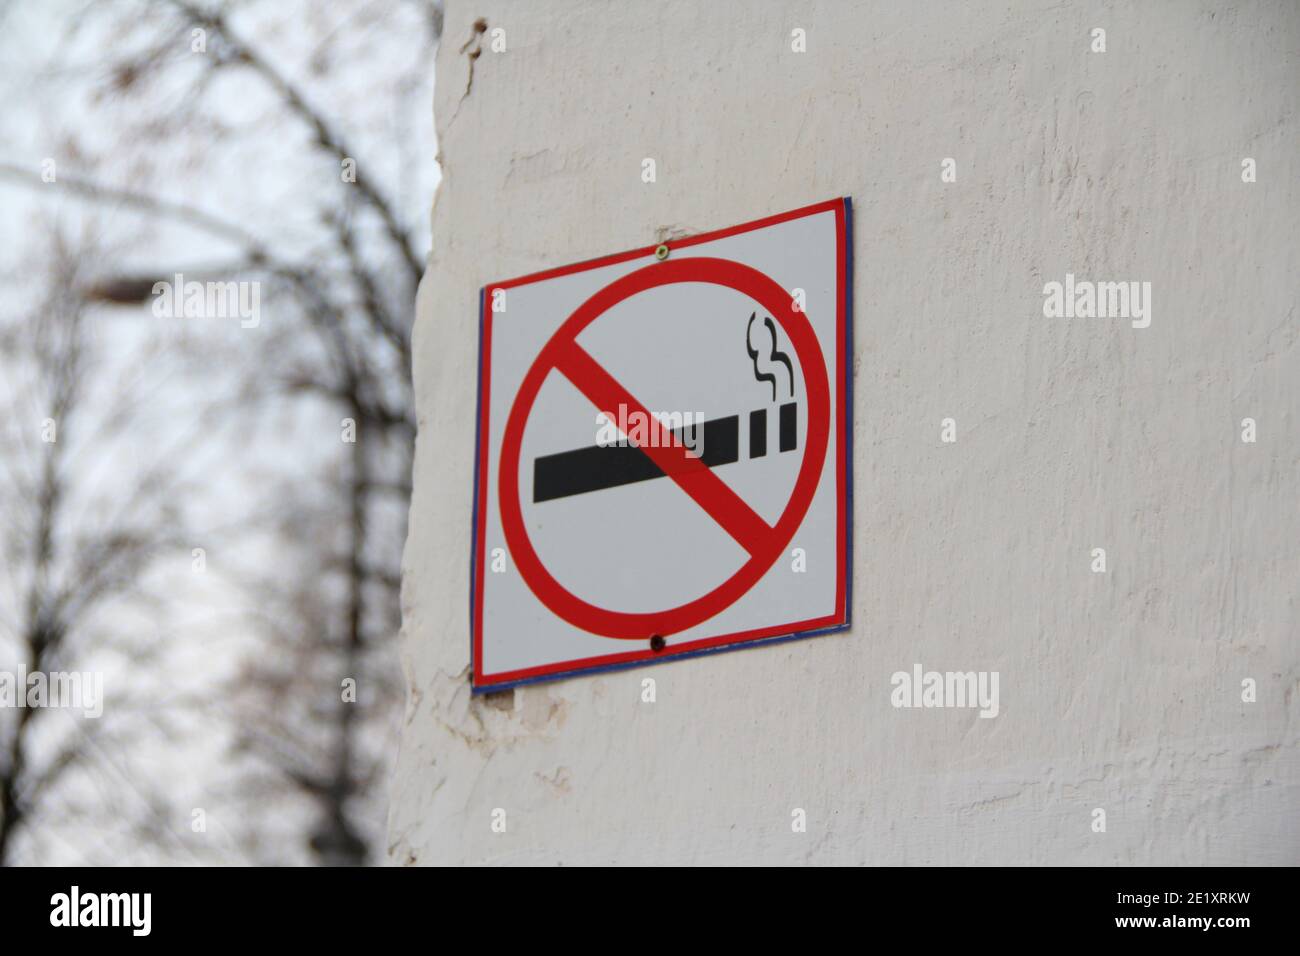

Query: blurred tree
left=0, top=230, right=212, bottom=864
left=0, top=0, right=442, bottom=864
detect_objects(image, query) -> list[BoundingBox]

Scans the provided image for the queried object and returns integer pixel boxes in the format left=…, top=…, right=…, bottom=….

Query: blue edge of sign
left=467, top=197, right=855, bottom=694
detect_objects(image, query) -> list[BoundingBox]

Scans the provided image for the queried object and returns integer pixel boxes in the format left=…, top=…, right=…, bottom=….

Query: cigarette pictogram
left=533, top=401, right=799, bottom=502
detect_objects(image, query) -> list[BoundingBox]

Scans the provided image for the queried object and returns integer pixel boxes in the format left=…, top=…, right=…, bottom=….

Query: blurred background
left=0, top=0, right=442, bottom=865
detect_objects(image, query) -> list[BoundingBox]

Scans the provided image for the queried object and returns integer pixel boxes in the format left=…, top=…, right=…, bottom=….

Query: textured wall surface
left=391, top=0, right=1299, bottom=865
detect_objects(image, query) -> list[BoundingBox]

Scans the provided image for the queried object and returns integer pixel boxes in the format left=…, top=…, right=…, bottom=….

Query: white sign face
left=470, top=198, right=851, bottom=690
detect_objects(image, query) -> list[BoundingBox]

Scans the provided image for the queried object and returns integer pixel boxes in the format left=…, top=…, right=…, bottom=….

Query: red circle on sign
left=499, top=256, right=830, bottom=639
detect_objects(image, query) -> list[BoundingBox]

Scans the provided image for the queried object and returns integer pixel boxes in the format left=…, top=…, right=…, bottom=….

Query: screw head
left=654, top=243, right=669, bottom=261
left=649, top=634, right=666, bottom=652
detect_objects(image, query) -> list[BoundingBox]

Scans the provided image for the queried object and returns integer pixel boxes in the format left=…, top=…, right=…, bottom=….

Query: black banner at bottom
left=0, top=865, right=1290, bottom=943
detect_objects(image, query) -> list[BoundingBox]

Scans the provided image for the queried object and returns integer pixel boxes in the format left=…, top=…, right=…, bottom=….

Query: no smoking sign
left=471, top=199, right=851, bottom=690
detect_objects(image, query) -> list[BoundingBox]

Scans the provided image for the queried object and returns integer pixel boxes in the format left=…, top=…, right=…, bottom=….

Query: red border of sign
left=470, top=197, right=850, bottom=691
left=498, top=257, right=830, bottom=639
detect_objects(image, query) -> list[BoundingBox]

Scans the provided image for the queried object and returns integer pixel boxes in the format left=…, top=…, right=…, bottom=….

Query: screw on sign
left=471, top=198, right=851, bottom=691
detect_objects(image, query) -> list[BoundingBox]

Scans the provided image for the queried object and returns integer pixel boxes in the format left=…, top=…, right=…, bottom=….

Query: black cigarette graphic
left=533, top=401, right=798, bottom=502
left=779, top=401, right=797, bottom=453
left=749, top=409, right=767, bottom=458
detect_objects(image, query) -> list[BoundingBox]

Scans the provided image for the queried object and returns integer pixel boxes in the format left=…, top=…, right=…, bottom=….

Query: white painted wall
left=391, top=0, right=1299, bottom=865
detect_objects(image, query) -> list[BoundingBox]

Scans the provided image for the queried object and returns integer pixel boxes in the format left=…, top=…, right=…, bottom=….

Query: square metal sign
left=470, top=198, right=852, bottom=691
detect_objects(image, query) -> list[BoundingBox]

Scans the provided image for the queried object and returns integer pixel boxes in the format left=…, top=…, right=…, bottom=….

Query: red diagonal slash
left=554, top=341, right=775, bottom=557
